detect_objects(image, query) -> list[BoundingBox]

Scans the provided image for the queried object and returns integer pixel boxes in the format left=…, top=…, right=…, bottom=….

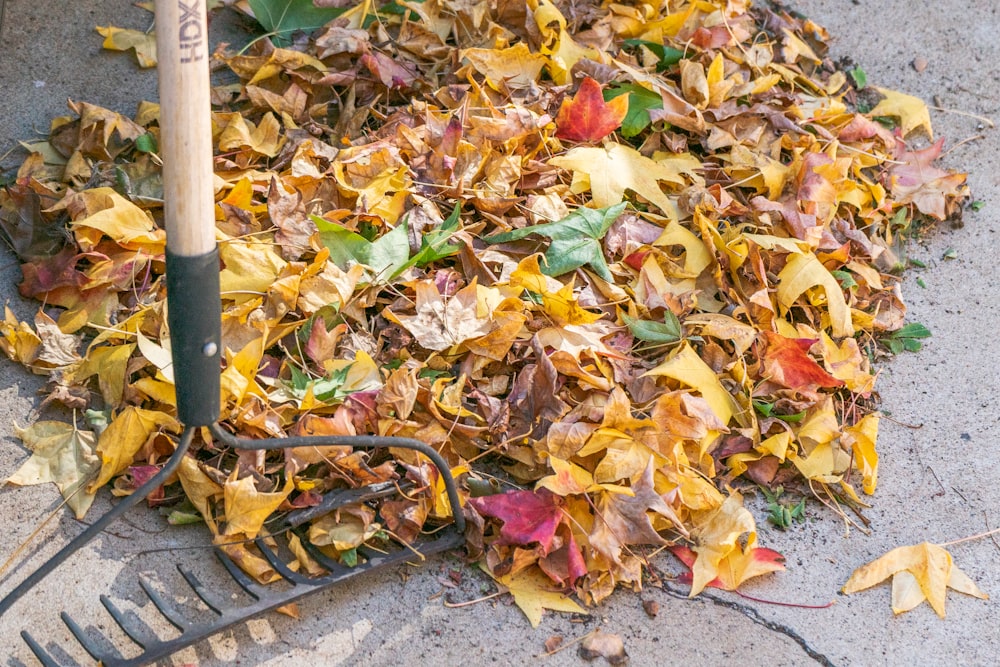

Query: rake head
left=5, top=425, right=467, bottom=666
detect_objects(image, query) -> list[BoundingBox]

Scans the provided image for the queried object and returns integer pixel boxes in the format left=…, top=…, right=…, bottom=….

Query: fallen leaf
left=493, top=565, right=588, bottom=628
left=843, top=542, right=988, bottom=617
left=579, top=628, right=628, bottom=665
left=391, top=280, right=492, bottom=351
left=8, top=421, right=99, bottom=519
left=96, top=26, right=157, bottom=68
left=871, top=87, right=933, bottom=139
left=555, top=77, right=629, bottom=143
left=223, top=472, right=294, bottom=538
left=549, top=144, right=688, bottom=220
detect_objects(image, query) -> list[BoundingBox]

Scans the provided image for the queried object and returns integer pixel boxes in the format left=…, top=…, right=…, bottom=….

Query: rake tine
left=138, top=577, right=191, bottom=631
left=300, top=538, right=349, bottom=574
left=214, top=549, right=266, bottom=599
left=60, top=611, right=118, bottom=662
left=21, top=631, right=62, bottom=667
left=100, top=594, right=151, bottom=650
left=285, top=481, right=408, bottom=528
left=253, top=537, right=313, bottom=585
left=177, top=565, right=231, bottom=615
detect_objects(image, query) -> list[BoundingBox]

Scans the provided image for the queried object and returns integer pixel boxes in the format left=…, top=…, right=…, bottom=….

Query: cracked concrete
left=1, top=1, right=999, bottom=665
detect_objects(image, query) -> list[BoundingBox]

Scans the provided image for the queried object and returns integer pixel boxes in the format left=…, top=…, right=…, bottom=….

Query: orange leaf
left=761, top=332, right=844, bottom=391
left=554, top=77, right=628, bottom=143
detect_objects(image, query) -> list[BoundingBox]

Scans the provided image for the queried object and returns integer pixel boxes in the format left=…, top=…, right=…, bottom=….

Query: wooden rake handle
left=155, top=0, right=222, bottom=426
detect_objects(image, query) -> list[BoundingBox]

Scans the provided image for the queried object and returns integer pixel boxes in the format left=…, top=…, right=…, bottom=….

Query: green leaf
left=753, top=399, right=774, bottom=417
left=315, top=216, right=410, bottom=281
left=134, top=133, right=157, bottom=153
left=879, top=322, right=931, bottom=354
left=391, top=203, right=462, bottom=277
left=849, top=66, right=867, bottom=88
left=484, top=203, right=627, bottom=281
left=622, top=311, right=681, bottom=344
left=604, top=84, right=664, bottom=138
left=942, top=247, right=958, bottom=260
left=894, top=323, right=932, bottom=339
left=622, top=39, right=684, bottom=70
left=247, top=0, right=346, bottom=45
left=167, top=510, right=204, bottom=525
left=971, top=200, right=986, bottom=212
left=830, top=269, right=857, bottom=290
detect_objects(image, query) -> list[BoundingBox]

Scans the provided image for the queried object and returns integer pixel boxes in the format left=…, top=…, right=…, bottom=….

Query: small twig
left=442, top=590, right=504, bottom=608
left=879, top=413, right=923, bottom=429
left=926, top=466, right=947, bottom=498
left=942, top=134, right=986, bottom=157
left=983, top=512, right=1000, bottom=553
left=733, top=590, right=835, bottom=609
left=937, top=526, right=1000, bottom=548
left=928, top=105, right=995, bottom=128
left=539, top=629, right=597, bottom=657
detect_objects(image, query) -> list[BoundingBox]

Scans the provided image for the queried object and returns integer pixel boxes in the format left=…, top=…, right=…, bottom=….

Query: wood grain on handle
left=155, top=0, right=215, bottom=256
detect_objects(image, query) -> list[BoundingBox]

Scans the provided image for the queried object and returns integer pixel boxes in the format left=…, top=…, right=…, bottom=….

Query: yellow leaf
left=685, top=492, right=781, bottom=596
left=493, top=566, right=587, bottom=628
left=96, top=26, right=157, bottom=68
left=67, top=188, right=165, bottom=253
left=776, top=252, right=854, bottom=338
left=818, top=332, right=875, bottom=395
left=549, top=144, right=686, bottom=220
left=643, top=343, right=736, bottom=425
left=177, top=455, right=223, bottom=533
left=509, top=255, right=601, bottom=326
left=89, top=406, right=180, bottom=491
left=842, top=413, right=879, bottom=495
left=9, top=421, right=99, bottom=519
left=76, top=343, right=135, bottom=406
left=536, top=456, right=597, bottom=495
left=459, top=43, right=548, bottom=91
left=219, top=239, right=288, bottom=302
left=871, top=87, right=933, bottom=139
left=843, top=542, right=987, bottom=617
left=217, top=111, right=285, bottom=157
left=223, top=472, right=293, bottom=538
left=308, top=504, right=379, bottom=551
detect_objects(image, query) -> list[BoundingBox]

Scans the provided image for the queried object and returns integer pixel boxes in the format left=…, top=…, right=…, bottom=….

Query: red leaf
left=670, top=545, right=786, bottom=591
left=468, top=489, right=563, bottom=554
left=538, top=523, right=588, bottom=586
left=761, top=332, right=844, bottom=391
left=554, top=77, right=629, bottom=143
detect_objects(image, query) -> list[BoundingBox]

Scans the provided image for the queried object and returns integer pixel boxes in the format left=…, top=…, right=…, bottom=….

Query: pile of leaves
left=0, top=0, right=973, bottom=622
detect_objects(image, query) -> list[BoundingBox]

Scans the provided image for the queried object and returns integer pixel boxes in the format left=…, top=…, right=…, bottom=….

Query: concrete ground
left=0, top=0, right=998, bottom=665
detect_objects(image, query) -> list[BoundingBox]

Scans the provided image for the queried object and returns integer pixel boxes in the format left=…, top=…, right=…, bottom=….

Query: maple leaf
left=678, top=492, right=784, bottom=596
left=88, top=407, right=180, bottom=491
left=391, top=280, right=492, bottom=351
left=843, top=542, right=988, bottom=617
left=490, top=565, right=587, bottom=628
left=96, top=26, right=157, bottom=68
left=485, top=203, right=626, bottom=281
left=590, top=459, right=688, bottom=566
left=871, top=87, right=933, bottom=139
left=223, top=472, right=294, bottom=539
left=555, top=77, right=629, bottom=143
left=888, top=139, right=968, bottom=220
left=760, top=331, right=845, bottom=392
left=8, top=421, right=99, bottom=519
left=549, top=144, right=686, bottom=220
left=247, top=0, right=346, bottom=46
left=468, top=488, right=564, bottom=554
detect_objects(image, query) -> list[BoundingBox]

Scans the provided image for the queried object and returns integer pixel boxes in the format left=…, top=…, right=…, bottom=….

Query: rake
left=0, top=1, right=465, bottom=664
